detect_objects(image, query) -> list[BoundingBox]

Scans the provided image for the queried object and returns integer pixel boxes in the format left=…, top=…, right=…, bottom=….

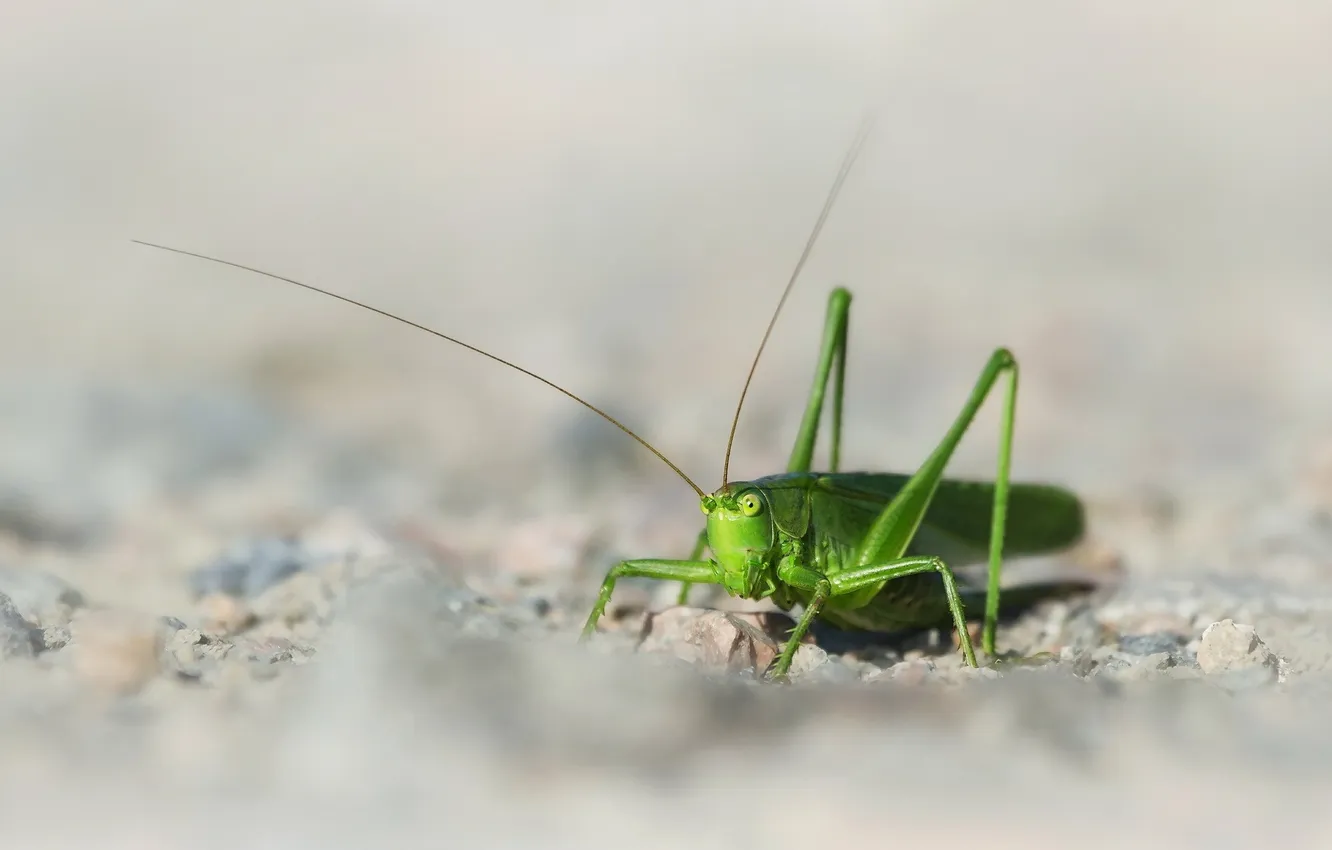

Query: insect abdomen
left=821, top=572, right=955, bottom=633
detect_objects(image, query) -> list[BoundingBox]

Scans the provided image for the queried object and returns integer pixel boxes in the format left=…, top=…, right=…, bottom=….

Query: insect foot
left=760, top=660, right=791, bottom=685
left=760, top=642, right=829, bottom=684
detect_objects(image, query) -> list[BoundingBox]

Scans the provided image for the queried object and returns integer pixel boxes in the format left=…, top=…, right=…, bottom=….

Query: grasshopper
left=134, top=116, right=1085, bottom=681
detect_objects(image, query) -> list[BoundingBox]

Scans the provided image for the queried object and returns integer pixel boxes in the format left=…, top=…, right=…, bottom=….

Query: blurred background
left=4, top=1, right=1332, bottom=846
left=6, top=1, right=1331, bottom=506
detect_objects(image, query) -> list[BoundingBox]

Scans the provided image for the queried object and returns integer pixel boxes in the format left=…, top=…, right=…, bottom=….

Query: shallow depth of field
left=3, top=4, right=1332, bottom=847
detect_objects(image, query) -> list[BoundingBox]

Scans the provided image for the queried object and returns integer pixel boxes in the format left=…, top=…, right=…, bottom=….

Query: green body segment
left=741, top=471, right=1083, bottom=633
left=581, top=286, right=1086, bottom=679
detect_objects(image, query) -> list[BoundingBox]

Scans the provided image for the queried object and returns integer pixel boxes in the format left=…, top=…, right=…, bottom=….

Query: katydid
left=132, top=118, right=1086, bottom=681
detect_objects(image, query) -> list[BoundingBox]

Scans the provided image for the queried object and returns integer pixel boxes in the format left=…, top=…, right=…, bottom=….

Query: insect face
left=701, top=487, right=777, bottom=598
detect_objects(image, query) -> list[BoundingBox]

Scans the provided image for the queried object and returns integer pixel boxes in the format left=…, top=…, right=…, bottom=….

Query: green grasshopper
left=134, top=118, right=1085, bottom=681
left=578, top=122, right=1085, bottom=679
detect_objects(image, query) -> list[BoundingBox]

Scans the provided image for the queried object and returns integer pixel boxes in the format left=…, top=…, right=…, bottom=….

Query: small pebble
left=0, top=566, right=85, bottom=626
left=164, top=628, right=210, bottom=678
left=0, top=591, right=42, bottom=659
left=883, top=658, right=938, bottom=686
left=1196, top=619, right=1287, bottom=687
left=637, top=607, right=804, bottom=676
left=1117, top=631, right=1188, bottom=657
left=238, top=635, right=297, bottom=664
left=1107, top=651, right=1178, bottom=681
left=163, top=627, right=237, bottom=681
left=189, top=537, right=316, bottom=599
left=41, top=624, right=70, bottom=652
left=787, top=644, right=832, bottom=680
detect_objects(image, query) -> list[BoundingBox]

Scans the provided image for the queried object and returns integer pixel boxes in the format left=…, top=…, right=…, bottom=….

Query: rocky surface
left=6, top=3, right=1332, bottom=847
left=0, top=382, right=1330, bottom=849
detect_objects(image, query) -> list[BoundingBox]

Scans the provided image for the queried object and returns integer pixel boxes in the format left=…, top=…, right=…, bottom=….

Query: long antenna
left=720, top=115, right=874, bottom=489
left=130, top=240, right=708, bottom=499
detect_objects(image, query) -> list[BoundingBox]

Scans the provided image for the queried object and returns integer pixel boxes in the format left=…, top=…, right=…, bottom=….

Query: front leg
left=580, top=559, right=720, bottom=640
left=674, top=530, right=710, bottom=606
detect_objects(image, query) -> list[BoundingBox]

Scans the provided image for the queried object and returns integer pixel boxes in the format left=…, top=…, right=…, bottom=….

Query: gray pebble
left=41, top=625, right=70, bottom=652
left=1196, top=619, right=1286, bottom=687
left=0, top=592, right=43, bottom=659
left=796, top=654, right=860, bottom=685
left=0, top=566, right=85, bottom=626
left=1089, top=645, right=1132, bottom=674
left=1072, top=644, right=1186, bottom=682
left=238, top=636, right=299, bottom=665
left=1108, top=652, right=1178, bottom=682
left=162, top=627, right=237, bottom=681
left=787, top=644, right=831, bottom=680
left=188, top=537, right=318, bottom=599
left=1117, top=631, right=1187, bottom=657
left=527, top=596, right=552, bottom=619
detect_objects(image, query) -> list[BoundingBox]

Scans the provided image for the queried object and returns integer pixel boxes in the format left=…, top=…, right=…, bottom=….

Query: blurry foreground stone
left=864, top=656, right=1002, bottom=687
left=68, top=610, right=166, bottom=695
left=1196, top=619, right=1288, bottom=687
left=0, top=591, right=42, bottom=659
left=0, top=566, right=85, bottom=627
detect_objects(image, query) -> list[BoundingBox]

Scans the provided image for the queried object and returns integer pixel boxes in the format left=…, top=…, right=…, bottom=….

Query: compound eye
left=738, top=492, right=763, bottom=517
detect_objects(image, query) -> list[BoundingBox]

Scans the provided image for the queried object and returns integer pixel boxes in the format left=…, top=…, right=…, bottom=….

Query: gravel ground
left=5, top=3, right=1332, bottom=847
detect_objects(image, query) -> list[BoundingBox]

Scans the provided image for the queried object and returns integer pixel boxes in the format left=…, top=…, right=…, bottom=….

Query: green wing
left=813, top=472, right=1085, bottom=564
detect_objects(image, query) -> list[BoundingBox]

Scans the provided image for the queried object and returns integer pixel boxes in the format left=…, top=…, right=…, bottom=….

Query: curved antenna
left=720, top=115, right=874, bottom=489
left=131, top=240, right=707, bottom=499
